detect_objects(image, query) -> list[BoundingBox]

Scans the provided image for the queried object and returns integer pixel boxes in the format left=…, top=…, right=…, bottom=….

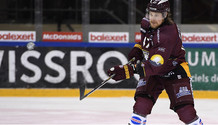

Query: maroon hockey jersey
left=135, top=17, right=190, bottom=81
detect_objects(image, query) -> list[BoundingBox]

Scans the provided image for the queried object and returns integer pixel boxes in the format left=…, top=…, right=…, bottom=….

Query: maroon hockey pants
left=133, top=76, right=197, bottom=124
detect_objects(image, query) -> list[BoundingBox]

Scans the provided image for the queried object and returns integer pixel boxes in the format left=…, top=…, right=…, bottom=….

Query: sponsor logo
left=0, top=31, right=35, bottom=42
left=43, top=32, right=83, bottom=42
left=176, top=86, right=191, bottom=98
left=0, top=49, right=136, bottom=85
left=157, top=47, right=166, bottom=52
left=130, top=116, right=146, bottom=125
left=136, top=32, right=218, bottom=43
left=199, top=119, right=203, bottom=125
left=137, top=79, right=147, bottom=88
left=135, top=32, right=141, bottom=42
left=89, top=32, right=129, bottom=43
left=172, top=60, right=178, bottom=66
left=131, top=116, right=142, bottom=124
left=157, top=28, right=160, bottom=43
left=150, top=54, right=164, bottom=66
left=149, top=7, right=157, bottom=11
left=182, top=33, right=217, bottom=43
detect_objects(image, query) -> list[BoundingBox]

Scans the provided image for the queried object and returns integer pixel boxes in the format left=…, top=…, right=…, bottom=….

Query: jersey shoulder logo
left=149, top=54, right=164, bottom=66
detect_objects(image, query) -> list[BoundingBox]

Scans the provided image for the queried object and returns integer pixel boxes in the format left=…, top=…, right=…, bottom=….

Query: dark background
left=0, top=0, right=217, bottom=24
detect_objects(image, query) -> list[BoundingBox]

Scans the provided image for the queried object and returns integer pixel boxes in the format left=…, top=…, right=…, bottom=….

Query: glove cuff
left=124, top=64, right=134, bottom=79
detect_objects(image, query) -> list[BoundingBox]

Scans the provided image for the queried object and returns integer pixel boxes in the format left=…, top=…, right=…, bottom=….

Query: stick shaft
left=80, top=57, right=135, bottom=100
left=80, top=74, right=115, bottom=100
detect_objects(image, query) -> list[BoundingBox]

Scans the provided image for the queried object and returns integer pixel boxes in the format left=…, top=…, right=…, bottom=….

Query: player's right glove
left=107, top=64, right=134, bottom=81
left=128, top=46, right=143, bottom=64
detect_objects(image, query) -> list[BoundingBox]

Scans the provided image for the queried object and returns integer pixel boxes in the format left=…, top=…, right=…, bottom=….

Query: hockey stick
left=79, top=74, right=115, bottom=100
left=79, top=57, right=135, bottom=100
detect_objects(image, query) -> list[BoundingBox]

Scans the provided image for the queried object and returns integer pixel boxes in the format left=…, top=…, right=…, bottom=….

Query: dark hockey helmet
left=147, top=0, right=170, bottom=12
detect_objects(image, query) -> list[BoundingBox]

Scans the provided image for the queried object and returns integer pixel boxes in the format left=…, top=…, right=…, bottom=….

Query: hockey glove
left=128, top=47, right=143, bottom=64
left=135, top=62, right=146, bottom=79
left=107, top=64, right=134, bottom=81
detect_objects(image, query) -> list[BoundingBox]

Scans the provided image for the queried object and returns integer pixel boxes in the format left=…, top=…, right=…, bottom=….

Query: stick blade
left=79, top=84, right=85, bottom=100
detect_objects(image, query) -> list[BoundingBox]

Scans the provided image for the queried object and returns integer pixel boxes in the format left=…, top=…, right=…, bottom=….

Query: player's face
left=149, top=11, right=165, bottom=29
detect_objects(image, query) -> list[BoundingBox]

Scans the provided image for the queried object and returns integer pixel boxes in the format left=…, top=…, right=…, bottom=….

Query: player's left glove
left=107, top=64, right=134, bottom=81
left=128, top=47, right=144, bottom=64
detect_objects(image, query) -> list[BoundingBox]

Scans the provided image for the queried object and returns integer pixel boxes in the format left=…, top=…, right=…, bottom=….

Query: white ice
left=0, top=97, right=217, bottom=125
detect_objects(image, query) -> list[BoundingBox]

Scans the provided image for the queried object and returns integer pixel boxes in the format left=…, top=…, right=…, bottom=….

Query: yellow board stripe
left=0, top=89, right=218, bottom=99
left=123, top=65, right=130, bottom=79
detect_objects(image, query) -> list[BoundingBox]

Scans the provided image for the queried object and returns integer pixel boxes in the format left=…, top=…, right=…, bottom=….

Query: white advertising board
left=89, top=32, right=129, bottom=43
left=135, top=32, right=218, bottom=43
left=181, top=33, right=217, bottom=43
left=0, top=31, right=36, bottom=42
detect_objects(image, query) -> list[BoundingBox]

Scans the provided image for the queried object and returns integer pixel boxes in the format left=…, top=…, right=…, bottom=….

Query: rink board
left=0, top=42, right=218, bottom=99
left=0, top=42, right=218, bottom=90
left=0, top=89, right=218, bottom=99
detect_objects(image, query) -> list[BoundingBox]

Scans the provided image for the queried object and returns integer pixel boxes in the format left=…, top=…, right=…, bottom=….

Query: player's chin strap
left=128, top=113, right=147, bottom=125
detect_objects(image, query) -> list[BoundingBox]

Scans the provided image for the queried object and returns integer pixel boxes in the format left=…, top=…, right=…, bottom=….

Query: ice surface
left=0, top=97, right=217, bottom=125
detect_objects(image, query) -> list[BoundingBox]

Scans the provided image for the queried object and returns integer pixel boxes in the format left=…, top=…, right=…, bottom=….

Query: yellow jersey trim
left=180, top=62, right=192, bottom=77
left=134, top=44, right=142, bottom=50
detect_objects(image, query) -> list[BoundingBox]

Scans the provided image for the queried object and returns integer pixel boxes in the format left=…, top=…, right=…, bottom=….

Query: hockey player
left=107, top=0, right=203, bottom=125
